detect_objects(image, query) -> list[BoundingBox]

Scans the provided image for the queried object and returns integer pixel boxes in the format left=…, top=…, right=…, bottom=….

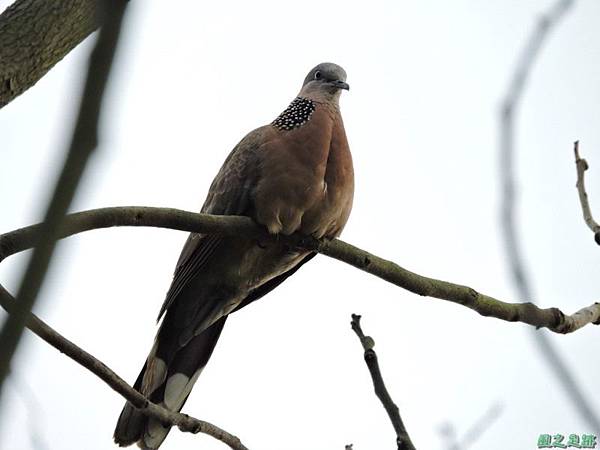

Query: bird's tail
left=113, top=316, right=227, bottom=449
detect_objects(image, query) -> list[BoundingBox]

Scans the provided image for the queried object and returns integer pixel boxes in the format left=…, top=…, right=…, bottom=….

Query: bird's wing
left=233, top=252, right=316, bottom=312
left=156, top=126, right=266, bottom=322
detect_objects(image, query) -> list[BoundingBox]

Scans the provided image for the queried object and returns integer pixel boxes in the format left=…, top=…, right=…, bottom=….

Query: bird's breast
left=254, top=106, right=354, bottom=238
left=301, top=115, right=354, bottom=238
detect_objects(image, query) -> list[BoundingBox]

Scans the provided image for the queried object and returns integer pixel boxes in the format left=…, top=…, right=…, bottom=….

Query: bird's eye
left=314, top=71, right=322, bottom=80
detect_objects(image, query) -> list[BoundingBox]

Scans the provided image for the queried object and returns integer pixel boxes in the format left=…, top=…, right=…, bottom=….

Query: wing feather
left=156, top=127, right=267, bottom=323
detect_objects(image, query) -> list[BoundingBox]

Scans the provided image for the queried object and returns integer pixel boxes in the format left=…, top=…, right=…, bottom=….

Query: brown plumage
left=114, top=62, right=354, bottom=449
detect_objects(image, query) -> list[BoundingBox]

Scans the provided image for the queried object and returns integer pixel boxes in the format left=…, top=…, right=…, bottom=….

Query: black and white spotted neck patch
left=271, top=97, right=316, bottom=131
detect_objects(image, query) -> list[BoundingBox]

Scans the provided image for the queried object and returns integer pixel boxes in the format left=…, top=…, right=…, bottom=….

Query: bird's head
left=299, top=62, right=349, bottom=102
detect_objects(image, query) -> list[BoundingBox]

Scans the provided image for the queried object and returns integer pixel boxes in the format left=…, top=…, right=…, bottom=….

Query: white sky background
left=1, top=0, right=600, bottom=449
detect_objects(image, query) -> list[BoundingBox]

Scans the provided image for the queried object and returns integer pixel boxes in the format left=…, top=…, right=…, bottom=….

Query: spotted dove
left=113, top=62, right=354, bottom=449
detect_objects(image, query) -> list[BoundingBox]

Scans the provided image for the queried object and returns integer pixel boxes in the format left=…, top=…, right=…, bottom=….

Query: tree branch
left=573, top=141, right=600, bottom=243
left=0, top=207, right=259, bottom=262
left=1, top=206, right=599, bottom=336
left=0, top=0, right=100, bottom=108
left=498, top=0, right=600, bottom=432
left=350, top=314, right=416, bottom=450
left=0, top=0, right=127, bottom=404
left=0, top=284, right=249, bottom=450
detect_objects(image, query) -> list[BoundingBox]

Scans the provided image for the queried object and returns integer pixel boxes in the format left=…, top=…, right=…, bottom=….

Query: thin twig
left=1, top=206, right=599, bottom=334
left=457, top=403, right=503, bottom=449
left=438, top=422, right=459, bottom=450
left=499, top=0, right=600, bottom=431
left=573, top=141, right=600, bottom=242
left=0, top=1, right=128, bottom=401
left=350, top=314, right=416, bottom=450
left=0, top=284, right=248, bottom=450
left=438, top=404, right=502, bottom=450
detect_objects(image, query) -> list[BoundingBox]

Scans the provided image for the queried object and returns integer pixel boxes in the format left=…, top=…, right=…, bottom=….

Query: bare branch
left=498, top=0, right=600, bottom=431
left=1, top=206, right=599, bottom=334
left=0, top=1, right=128, bottom=401
left=0, top=284, right=249, bottom=450
left=350, top=314, right=416, bottom=450
left=316, top=239, right=600, bottom=334
left=0, top=207, right=259, bottom=263
left=573, top=141, right=600, bottom=242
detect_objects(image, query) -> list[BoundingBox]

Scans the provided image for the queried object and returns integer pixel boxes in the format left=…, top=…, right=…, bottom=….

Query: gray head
left=299, top=62, right=349, bottom=100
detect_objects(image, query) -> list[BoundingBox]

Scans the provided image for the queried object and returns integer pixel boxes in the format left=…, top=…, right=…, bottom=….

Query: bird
left=113, top=62, right=354, bottom=449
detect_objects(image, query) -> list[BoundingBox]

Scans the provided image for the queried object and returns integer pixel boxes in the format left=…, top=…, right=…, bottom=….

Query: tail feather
left=113, top=317, right=227, bottom=449
left=113, top=360, right=148, bottom=447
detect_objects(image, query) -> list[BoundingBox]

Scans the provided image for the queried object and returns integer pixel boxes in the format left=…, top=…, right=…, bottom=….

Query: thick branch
left=0, top=1, right=127, bottom=403
left=350, top=314, right=416, bottom=450
left=573, top=141, right=600, bottom=242
left=1, top=206, right=599, bottom=334
left=0, top=207, right=259, bottom=262
left=0, top=284, right=248, bottom=450
left=0, top=0, right=99, bottom=108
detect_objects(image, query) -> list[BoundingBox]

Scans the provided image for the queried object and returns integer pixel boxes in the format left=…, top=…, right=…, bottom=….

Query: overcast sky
left=1, top=1, right=600, bottom=449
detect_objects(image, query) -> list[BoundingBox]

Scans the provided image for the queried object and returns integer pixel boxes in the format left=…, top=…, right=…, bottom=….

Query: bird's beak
left=330, top=80, right=350, bottom=91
